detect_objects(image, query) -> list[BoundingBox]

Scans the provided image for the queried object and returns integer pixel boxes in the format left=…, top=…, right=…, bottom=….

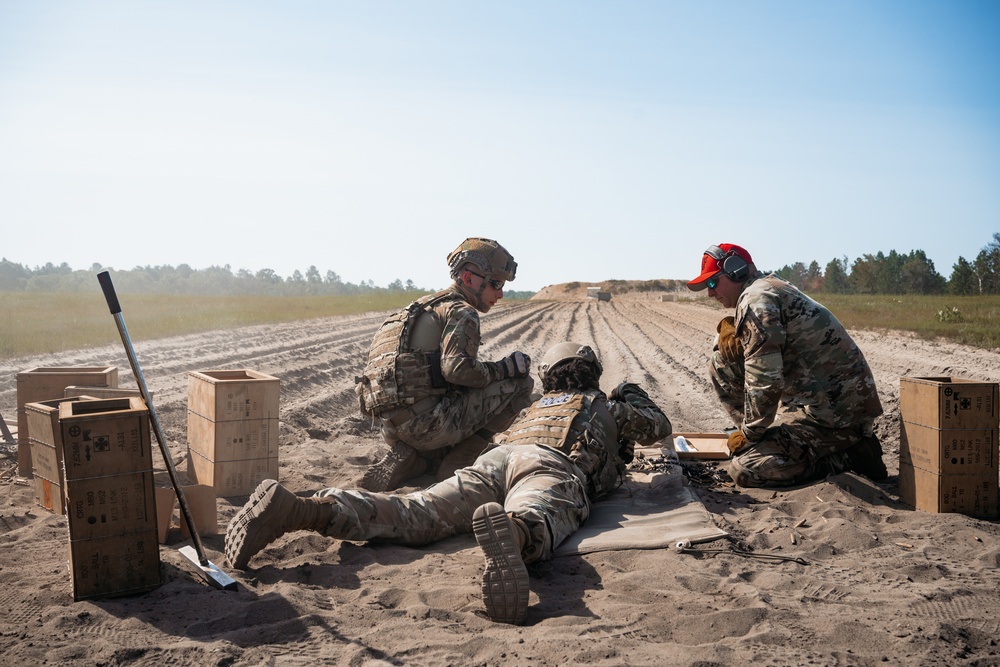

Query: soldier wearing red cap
left=687, top=243, right=887, bottom=488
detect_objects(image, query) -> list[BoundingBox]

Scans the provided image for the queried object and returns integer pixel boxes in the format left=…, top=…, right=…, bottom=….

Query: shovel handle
left=97, top=271, right=122, bottom=315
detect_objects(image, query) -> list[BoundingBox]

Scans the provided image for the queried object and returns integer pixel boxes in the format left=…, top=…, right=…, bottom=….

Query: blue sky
left=1, top=1, right=997, bottom=292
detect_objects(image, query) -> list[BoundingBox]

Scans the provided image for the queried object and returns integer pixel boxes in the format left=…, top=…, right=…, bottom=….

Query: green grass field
left=0, top=291, right=422, bottom=360
left=2, top=291, right=998, bottom=360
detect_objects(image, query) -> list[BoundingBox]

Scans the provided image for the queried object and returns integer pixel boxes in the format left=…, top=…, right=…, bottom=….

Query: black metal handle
left=97, top=271, right=122, bottom=315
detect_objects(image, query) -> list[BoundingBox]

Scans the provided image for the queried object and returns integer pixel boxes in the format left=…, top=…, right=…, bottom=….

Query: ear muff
left=705, top=245, right=750, bottom=283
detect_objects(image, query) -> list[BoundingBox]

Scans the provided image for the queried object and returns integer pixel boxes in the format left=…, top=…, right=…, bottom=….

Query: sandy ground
left=2, top=295, right=1000, bottom=666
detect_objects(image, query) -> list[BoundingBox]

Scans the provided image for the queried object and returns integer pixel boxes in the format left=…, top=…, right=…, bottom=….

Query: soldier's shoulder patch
left=539, top=392, right=574, bottom=407
left=738, top=309, right=769, bottom=357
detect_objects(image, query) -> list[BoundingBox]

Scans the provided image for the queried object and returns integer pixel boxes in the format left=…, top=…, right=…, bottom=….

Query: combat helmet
left=447, top=238, right=517, bottom=282
left=537, top=342, right=603, bottom=382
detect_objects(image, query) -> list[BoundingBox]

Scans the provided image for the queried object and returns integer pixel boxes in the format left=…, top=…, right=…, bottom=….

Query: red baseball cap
left=687, top=243, right=754, bottom=291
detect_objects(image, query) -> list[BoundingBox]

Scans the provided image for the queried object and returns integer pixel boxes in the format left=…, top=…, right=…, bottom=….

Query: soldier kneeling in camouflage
left=687, top=242, right=887, bottom=488
left=226, top=342, right=671, bottom=625
left=354, top=237, right=535, bottom=491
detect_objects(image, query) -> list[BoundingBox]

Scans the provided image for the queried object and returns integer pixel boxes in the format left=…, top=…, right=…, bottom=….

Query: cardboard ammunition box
left=34, top=476, right=63, bottom=516
left=187, top=449, right=278, bottom=497
left=65, top=471, right=158, bottom=541
left=898, top=462, right=998, bottom=519
left=187, top=413, right=279, bottom=461
left=900, top=376, right=999, bottom=430
left=15, top=366, right=118, bottom=476
left=900, top=423, right=997, bottom=475
left=68, top=529, right=161, bottom=601
left=59, top=397, right=152, bottom=481
left=187, top=369, right=280, bottom=422
left=24, top=395, right=94, bottom=513
left=153, top=483, right=218, bottom=544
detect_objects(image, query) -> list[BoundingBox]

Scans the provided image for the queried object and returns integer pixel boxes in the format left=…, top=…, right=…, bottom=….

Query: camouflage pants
left=380, top=377, right=534, bottom=454
left=710, top=351, right=867, bottom=488
left=312, top=444, right=589, bottom=564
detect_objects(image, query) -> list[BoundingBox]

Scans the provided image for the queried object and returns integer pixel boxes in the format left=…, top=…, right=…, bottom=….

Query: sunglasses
left=469, top=271, right=505, bottom=290
left=706, top=276, right=720, bottom=290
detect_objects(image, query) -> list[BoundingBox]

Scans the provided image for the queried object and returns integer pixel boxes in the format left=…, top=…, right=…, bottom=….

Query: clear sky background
left=1, top=1, right=997, bottom=292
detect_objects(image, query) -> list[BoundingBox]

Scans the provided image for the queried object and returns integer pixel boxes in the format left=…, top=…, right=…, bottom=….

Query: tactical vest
left=355, top=292, right=452, bottom=416
left=505, top=389, right=622, bottom=500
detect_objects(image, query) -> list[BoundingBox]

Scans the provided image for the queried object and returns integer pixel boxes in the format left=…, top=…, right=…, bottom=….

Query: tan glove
left=727, top=429, right=749, bottom=455
left=716, top=316, right=744, bottom=364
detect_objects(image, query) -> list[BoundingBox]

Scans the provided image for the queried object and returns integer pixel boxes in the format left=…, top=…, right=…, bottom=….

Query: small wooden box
left=59, top=397, right=152, bottom=482
left=16, top=366, right=118, bottom=476
left=672, top=433, right=731, bottom=460
left=187, top=449, right=278, bottom=497
left=68, top=530, right=161, bottom=601
left=187, top=369, right=279, bottom=422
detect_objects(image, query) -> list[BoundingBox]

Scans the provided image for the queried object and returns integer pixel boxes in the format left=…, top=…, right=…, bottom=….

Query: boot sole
left=225, top=479, right=284, bottom=569
left=473, top=502, right=529, bottom=625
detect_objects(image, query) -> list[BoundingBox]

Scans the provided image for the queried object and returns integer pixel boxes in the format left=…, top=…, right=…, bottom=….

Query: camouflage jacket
left=500, top=383, right=671, bottom=501
left=733, top=273, right=883, bottom=441
left=426, top=286, right=506, bottom=387
left=356, top=286, right=507, bottom=416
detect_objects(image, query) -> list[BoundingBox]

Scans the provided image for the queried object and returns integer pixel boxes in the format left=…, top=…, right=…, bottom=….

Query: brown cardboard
left=187, top=449, right=278, bottom=497
left=64, top=470, right=158, bottom=541
left=899, top=422, right=997, bottom=475
left=33, top=475, right=64, bottom=515
left=898, top=462, right=998, bottom=519
left=64, top=386, right=148, bottom=402
left=900, top=376, right=999, bottom=430
left=15, top=366, right=118, bottom=476
left=24, top=396, right=93, bottom=512
left=672, top=432, right=731, bottom=459
left=59, top=397, right=152, bottom=481
left=187, top=369, right=279, bottom=422
left=187, top=413, right=279, bottom=461
left=153, top=484, right=219, bottom=543
left=153, top=486, right=176, bottom=544
left=177, top=485, right=219, bottom=538
left=68, top=530, right=161, bottom=601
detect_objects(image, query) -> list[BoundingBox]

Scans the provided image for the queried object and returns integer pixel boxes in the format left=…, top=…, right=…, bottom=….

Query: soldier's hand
left=716, top=316, right=744, bottom=364
left=497, top=351, right=531, bottom=379
left=726, top=429, right=750, bottom=455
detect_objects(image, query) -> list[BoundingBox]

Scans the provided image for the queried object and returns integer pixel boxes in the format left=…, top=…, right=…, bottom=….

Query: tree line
left=771, top=234, right=1000, bottom=296
left=0, top=260, right=537, bottom=299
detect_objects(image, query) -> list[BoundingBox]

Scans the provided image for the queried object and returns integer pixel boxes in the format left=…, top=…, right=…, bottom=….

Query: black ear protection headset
left=705, top=245, right=750, bottom=283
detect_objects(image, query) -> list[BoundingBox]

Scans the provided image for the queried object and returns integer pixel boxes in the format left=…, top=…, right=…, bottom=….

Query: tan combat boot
left=473, top=502, right=530, bottom=625
left=357, top=441, right=427, bottom=492
left=226, top=480, right=334, bottom=569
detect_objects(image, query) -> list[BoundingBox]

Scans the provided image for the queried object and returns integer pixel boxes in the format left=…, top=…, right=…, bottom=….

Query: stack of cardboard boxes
left=899, top=376, right=999, bottom=519
left=15, top=366, right=118, bottom=477
left=186, top=369, right=280, bottom=497
left=59, top=397, right=161, bottom=600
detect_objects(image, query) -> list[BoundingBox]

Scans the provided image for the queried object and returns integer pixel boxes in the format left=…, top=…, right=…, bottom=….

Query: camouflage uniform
left=313, top=383, right=670, bottom=564
left=712, top=272, right=883, bottom=487
left=356, top=286, right=533, bottom=455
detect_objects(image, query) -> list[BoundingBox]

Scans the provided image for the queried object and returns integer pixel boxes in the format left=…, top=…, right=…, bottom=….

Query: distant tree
left=405, top=279, right=416, bottom=291
left=256, top=268, right=283, bottom=283
left=803, top=260, right=824, bottom=292
left=0, top=258, right=30, bottom=290
left=823, top=257, right=851, bottom=293
left=949, top=257, right=978, bottom=295
left=388, top=279, right=404, bottom=291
